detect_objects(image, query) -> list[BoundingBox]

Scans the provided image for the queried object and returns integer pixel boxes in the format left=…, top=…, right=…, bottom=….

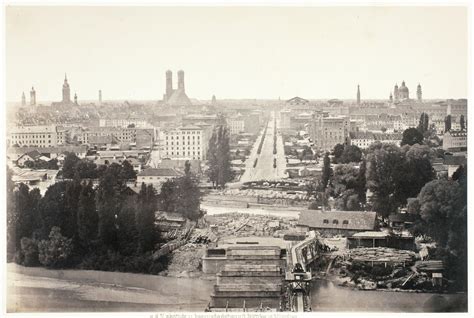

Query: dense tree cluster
left=327, top=161, right=366, bottom=211
left=24, top=158, right=59, bottom=170
left=366, top=143, right=435, bottom=219
left=7, top=159, right=202, bottom=274
left=332, top=144, right=362, bottom=164
left=62, top=152, right=137, bottom=180
left=401, top=127, right=424, bottom=146
left=207, top=115, right=234, bottom=188
left=407, top=166, right=467, bottom=291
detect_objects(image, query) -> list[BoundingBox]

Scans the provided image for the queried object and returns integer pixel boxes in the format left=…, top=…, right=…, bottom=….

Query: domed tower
left=30, top=87, right=36, bottom=106
left=21, top=92, right=26, bottom=106
left=399, top=81, right=409, bottom=100
left=177, top=70, right=185, bottom=91
left=62, top=74, right=71, bottom=103
left=417, top=83, right=422, bottom=102
left=394, top=83, right=399, bottom=101
left=165, top=70, right=173, bottom=101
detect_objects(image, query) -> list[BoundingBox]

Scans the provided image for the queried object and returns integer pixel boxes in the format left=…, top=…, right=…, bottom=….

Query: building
left=62, top=74, right=71, bottom=103
left=163, top=70, right=192, bottom=106
left=443, top=130, right=467, bottom=151
left=309, top=113, right=350, bottom=152
left=280, top=110, right=292, bottom=130
left=16, top=150, right=43, bottom=167
left=30, top=87, right=36, bottom=106
left=393, top=81, right=410, bottom=101
left=296, top=210, right=377, bottom=236
left=99, top=118, right=151, bottom=129
left=347, top=231, right=415, bottom=250
left=21, top=92, right=26, bottom=107
left=286, top=96, right=309, bottom=107
left=417, top=84, right=422, bottom=101
left=8, top=125, right=58, bottom=148
left=349, top=131, right=402, bottom=149
left=228, top=114, right=245, bottom=135
left=357, top=85, right=361, bottom=105
left=163, top=126, right=207, bottom=160
left=136, top=167, right=182, bottom=190
left=447, top=99, right=467, bottom=123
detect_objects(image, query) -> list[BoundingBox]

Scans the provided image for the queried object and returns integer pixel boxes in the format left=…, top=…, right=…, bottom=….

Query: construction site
left=153, top=211, right=453, bottom=312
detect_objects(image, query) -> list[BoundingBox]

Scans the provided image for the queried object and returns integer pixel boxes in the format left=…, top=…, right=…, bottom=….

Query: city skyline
left=6, top=6, right=468, bottom=101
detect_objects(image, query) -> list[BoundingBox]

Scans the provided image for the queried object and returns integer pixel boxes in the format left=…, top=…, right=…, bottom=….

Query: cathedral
left=52, top=74, right=77, bottom=107
left=163, top=70, right=192, bottom=106
left=390, top=81, right=422, bottom=103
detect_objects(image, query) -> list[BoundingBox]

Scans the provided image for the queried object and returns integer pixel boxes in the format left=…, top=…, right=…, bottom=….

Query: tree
left=62, top=152, right=80, bottom=179
left=418, top=112, right=429, bottom=134
left=158, top=179, right=178, bottom=212
left=339, top=145, right=362, bottom=164
left=401, top=127, right=424, bottom=146
left=408, top=178, right=467, bottom=290
left=328, top=164, right=365, bottom=211
left=332, top=144, right=345, bottom=163
left=366, top=143, right=404, bottom=218
left=75, top=160, right=98, bottom=179
left=120, top=160, right=137, bottom=180
left=321, top=152, right=332, bottom=190
left=38, top=181, right=69, bottom=239
left=207, top=122, right=234, bottom=188
left=445, top=115, right=452, bottom=133
left=38, top=226, right=73, bottom=268
left=95, top=165, right=125, bottom=248
left=9, top=184, right=41, bottom=250
left=381, top=127, right=387, bottom=133
left=136, top=183, right=157, bottom=252
left=117, top=198, right=138, bottom=255
left=460, top=115, right=465, bottom=131
left=77, top=181, right=98, bottom=248
left=175, top=161, right=202, bottom=220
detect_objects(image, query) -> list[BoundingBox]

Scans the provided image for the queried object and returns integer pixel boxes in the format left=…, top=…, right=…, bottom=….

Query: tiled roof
left=137, top=168, right=182, bottom=177
left=297, top=210, right=377, bottom=231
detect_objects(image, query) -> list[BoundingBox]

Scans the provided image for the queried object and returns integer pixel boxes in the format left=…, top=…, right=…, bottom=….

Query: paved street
left=240, top=111, right=287, bottom=182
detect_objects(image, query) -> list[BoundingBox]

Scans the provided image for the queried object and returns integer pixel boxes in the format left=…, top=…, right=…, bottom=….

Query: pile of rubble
left=345, top=247, right=417, bottom=266
left=162, top=244, right=207, bottom=278
left=219, top=188, right=308, bottom=200
left=204, top=213, right=297, bottom=238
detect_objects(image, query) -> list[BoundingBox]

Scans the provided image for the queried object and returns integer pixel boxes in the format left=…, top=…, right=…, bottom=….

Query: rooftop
left=297, top=210, right=377, bottom=231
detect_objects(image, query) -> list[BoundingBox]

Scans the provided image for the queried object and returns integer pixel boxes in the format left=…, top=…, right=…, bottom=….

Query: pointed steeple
left=356, top=84, right=361, bottom=105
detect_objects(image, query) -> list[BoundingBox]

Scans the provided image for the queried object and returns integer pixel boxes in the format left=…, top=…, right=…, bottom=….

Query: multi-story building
left=8, top=125, right=58, bottom=148
left=349, top=131, right=402, bottom=149
left=280, top=110, right=292, bottom=130
left=99, top=118, right=150, bottom=129
left=447, top=99, right=468, bottom=124
left=163, top=125, right=207, bottom=160
left=309, top=113, right=350, bottom=152
left=443, top=130, right=467, bottom=151
left=228, top=115, right=245, bottom=135
left=78, top=127, right=154, bottom=148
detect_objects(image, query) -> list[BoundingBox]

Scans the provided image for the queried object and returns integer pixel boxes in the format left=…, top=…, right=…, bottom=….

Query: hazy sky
left=5, top=6, right=469, bottom=102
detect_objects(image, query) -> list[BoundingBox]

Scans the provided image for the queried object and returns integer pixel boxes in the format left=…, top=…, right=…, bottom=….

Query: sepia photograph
left=2, top=1, right=471, bottom=316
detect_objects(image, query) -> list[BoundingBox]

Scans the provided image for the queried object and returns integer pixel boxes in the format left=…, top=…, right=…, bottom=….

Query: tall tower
left=74, top=92, right=78, bottom=105
left=99, top=90, right=102, bottom=104
left=417, top=83, right=422, bottom=102
left=356, top=84, right=361, bottom=105
left=62, top=74, right=71, bottom=103
left=166, top=70, right=173, bottom=101
left=389, top=92, right=393, bottom=103
left=212, top=95, right=217, bottom=105
left=177, top=70, right=185, bottom=90
left=394, top=83, right=399, bottom=101
left=21, top=92, right=26, bottom=106
left=30, top=87, right=36, bottom=106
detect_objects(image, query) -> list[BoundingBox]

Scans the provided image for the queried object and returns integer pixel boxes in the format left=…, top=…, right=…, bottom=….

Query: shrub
left=38, top=227, right=73, bottom=268
left=20, top=237, right=39, bottom=266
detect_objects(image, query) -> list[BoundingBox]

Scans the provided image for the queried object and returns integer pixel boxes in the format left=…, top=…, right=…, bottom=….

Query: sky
left=5, top=5, right=469, bottom=102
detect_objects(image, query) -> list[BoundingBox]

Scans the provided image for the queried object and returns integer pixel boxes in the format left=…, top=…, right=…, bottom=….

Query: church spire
left=357, top=84, right=361, bottom=105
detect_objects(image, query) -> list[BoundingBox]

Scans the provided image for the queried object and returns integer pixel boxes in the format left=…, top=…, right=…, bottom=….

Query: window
left=323, top=219, right=329, bottom=224
left=333, top=220, right=339, bottom=225
left=343, top=220, right=349, bottom=225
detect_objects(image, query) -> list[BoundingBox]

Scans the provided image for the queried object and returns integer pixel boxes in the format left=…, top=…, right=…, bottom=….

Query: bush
left=38, top=227, right=73, bottom=268
left=20, top=237, right=39, bottom=266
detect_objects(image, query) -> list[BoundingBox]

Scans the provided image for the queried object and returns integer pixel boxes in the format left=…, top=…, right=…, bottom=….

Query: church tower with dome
left=398, top=81, right=409, bottom=100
